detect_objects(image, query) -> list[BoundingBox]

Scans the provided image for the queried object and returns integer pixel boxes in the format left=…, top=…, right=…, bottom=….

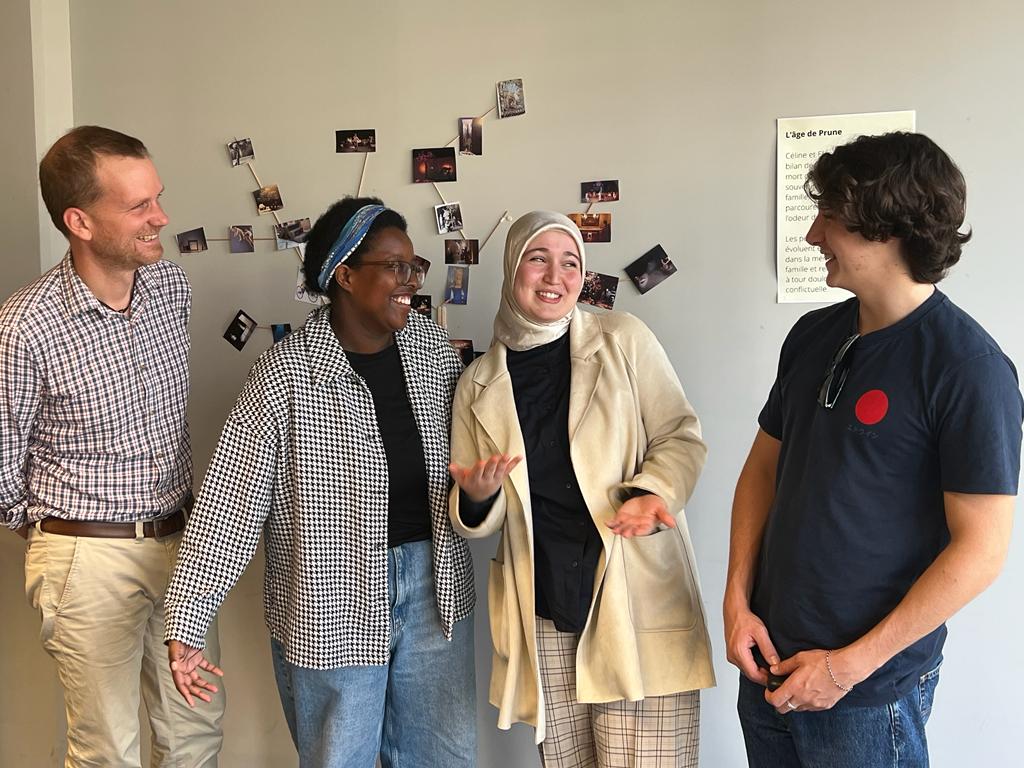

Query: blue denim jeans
left=271, top=539, right=476, bottom=768
left=737, top=662, right=941, bottom=768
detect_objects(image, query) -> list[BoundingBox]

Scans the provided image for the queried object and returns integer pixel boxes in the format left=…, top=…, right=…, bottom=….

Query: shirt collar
left=60, top=252, right=156, bottom=318
left=306, top=306, right=424, bottom=388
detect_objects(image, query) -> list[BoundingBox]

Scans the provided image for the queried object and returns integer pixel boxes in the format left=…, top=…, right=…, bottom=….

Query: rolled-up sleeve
left=0, top=324, right=40, bottom=530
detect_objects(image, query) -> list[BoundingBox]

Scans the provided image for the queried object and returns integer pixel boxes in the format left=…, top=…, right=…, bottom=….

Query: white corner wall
left=4, top=1, right=1022, bottom=766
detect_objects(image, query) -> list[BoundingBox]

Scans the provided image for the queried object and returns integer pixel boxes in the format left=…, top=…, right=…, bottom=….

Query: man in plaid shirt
left=0, top=126, right=223, bottom=767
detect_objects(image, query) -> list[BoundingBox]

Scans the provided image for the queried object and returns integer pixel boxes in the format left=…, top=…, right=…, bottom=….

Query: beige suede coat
left=449, top=308, right=715, bottom=743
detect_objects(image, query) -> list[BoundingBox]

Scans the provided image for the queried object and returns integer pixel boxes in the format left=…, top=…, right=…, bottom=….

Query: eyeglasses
left=817, top=333, right=859, bottom=409
left=355, top=259, right=427, bottom=286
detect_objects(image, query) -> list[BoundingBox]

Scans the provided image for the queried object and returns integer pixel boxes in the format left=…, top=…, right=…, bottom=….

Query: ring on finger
left=786, top=700, right=797, bottom=711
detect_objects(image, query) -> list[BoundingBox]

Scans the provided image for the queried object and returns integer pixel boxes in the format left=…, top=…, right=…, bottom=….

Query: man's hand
left=764, top=647, right=863, bottom=714
left=605, top=494, right=674, bottom=538
left=449, top=454, right=521, bottom=503
left=168, top=639, right=224, bottom=707
left=724, top=604, right=779, bottom=686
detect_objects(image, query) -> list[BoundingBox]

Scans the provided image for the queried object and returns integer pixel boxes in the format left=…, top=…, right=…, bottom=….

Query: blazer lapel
left=567, top=310, right=604, bottom=443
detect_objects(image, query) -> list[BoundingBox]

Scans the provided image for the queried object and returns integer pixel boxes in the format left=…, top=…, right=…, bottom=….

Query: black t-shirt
left=754, top=290, right=1022, bottom=706
left=345, top=343, right=432, bottom=548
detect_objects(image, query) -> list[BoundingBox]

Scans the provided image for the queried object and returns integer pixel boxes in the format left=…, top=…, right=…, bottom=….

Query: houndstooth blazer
left=164, top=307, right=474, bottom=668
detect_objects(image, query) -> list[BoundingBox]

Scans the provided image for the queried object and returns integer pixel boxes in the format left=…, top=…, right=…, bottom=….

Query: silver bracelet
left=825, top=650, right=853, bottom=693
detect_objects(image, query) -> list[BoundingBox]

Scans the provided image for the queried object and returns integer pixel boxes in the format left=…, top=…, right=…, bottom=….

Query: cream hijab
left=492, top=211, right=587, bottom=351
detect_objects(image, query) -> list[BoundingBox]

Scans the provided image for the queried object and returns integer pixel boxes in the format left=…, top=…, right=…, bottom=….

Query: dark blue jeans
left=737, top=662, right=941, bottom=768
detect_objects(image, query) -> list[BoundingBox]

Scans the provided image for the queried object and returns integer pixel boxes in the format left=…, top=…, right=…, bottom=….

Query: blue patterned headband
left=316, top=204, right=389, bottom=292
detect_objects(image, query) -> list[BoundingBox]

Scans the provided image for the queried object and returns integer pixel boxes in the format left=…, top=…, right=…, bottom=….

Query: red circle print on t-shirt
left=855, top=389, right=889, bottom=425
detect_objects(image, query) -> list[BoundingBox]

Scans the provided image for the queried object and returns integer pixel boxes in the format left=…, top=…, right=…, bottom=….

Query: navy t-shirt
left=754, top=289, right=1023, bottom=706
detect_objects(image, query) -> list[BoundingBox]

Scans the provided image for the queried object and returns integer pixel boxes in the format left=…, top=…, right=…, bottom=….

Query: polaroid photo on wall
left=567, top=212, right=611, bottom=243
left=336, top=129, right=376, bottom=153
left=413, top=148, right=457, bottom=183
left=411, top=294, right=432, bottom=316
left=435, top=202, right=464, bottom=234
left=450, top=339, right=475, bottom=367
left=444, top=239, right=479, bottom=265
left=223, top=309, right=257, bottom=351
left=227, top=137, right=255, bottom=167
left=253, top=185, right=284, bottom=215
left=578, top=271, right=619, bottom=310
left=271, top=323, right=293, bottom=343
left=458, top=117, right=482, bottom=156
left=295, top=266, right=323, bottom=305
left=624, top=244, right=678, bottom=295
left=275, top=218, right=311, bottom=250
left=175, top=227, right=208, bottom=254
left=444, top=265, right=469, bottom=305
left=229, top=225, right=255, bottom=253
left=581, top=180, right=620, bottom=203
left=496, top=78, right=526, bottom=118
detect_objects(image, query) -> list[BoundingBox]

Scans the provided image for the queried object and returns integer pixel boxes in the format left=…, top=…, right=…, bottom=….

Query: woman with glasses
left=447, top=211, right=715, bottom=767
left=163, top=197, right=476, bottom=768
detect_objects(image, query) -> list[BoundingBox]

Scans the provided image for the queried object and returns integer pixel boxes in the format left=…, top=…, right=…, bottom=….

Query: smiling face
left=512, top=229, right=583, bottom=323
left=805, top=209, right=897, bottom=293
left=73, top=155, right=168, bottom=271
left=336, top=226, right=418, bottom=338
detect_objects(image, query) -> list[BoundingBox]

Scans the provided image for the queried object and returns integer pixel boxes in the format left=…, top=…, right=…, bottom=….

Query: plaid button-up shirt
left=0, top=254, right=192, bottom=529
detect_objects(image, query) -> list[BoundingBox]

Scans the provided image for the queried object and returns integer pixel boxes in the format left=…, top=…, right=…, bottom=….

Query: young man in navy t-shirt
left=724, top=132, right=1023, bottom=768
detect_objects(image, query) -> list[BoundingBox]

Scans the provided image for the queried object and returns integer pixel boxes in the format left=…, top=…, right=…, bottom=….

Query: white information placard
left=776, top=110, right=916, bottom=304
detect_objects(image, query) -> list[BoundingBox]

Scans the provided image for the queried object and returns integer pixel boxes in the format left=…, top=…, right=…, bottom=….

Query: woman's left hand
left=605, top=494, right=675, bottom=538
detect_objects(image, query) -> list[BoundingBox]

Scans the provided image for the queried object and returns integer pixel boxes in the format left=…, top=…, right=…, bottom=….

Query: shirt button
left=548, top=440, right=556, bottom=448
left=571, top=560, right=579, bottom=568
left=154, top=452, right=165, bottom=459
left=565, top=482, right=572, bottom=490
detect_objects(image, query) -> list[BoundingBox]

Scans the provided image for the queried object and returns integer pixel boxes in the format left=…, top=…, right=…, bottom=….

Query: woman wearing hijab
left=448, top=211, right=714, bottom=767
left=163, top=197, right=476, bottom=768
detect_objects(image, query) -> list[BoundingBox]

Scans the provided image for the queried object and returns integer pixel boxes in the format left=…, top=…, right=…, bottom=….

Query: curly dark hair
left=804, top=132, right=971, bottom=284
left=302, top=197, right=407, bottom=298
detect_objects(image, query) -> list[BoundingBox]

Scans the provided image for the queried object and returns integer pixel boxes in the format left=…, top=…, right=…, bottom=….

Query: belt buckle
left=152, top=511, right=177, bottom=541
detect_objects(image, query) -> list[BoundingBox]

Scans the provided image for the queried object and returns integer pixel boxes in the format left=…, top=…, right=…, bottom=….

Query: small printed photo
left=496, top=78, right=526, bottom=118
left=253, top=184, right=284, bottom=215
left=458, top=117, right=483, bottom=156
left=568, top=212, right=611, bottom=243
left=175, top=227, right=208, bottom=254
left=336, top=129, right=376, bottom=153
left=625, top=244, right=678, bottom=295
left=411, top=294, right=432, bottom=316
left=435, top=202, right=464, bottom=235
left=580, top=180, right=620, bottom=203
left=275, top=217, right=312, bottom=250
left=295, top=266, right=322, bottom=305
left=444, top=265, right=470, bottom=305
left=271, top=323, right=293, bottom=343
left=414, top=254, right=432, bottom=278
left=223, top=309, right=257, bottom=351
left=450, top=339, right=475, bottom=368
left=413, top=147, right=457, bottom=183
left=579, top=271, right=619, bottom=310
left=227, top=137, right=255, bottom=167
left=229, top=225, right=255, bottom=254
left=444, top=238, right=479, bottom=265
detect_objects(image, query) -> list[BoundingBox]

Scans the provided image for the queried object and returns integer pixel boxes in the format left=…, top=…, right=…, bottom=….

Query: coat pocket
left=623, top=527, right=697, bottom=632
left=487, top=558, right=511, bottom=660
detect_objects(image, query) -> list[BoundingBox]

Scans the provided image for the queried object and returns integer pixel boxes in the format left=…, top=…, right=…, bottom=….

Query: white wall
left=4, top=0, right=1022, bottom=765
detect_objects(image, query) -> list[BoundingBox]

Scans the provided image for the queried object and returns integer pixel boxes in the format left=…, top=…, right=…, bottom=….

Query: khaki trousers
left=25, top=527, right=225, bottom=768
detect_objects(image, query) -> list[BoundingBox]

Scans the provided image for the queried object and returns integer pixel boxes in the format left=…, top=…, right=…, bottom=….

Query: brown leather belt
left=38, top=508, right=188, bottom=539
